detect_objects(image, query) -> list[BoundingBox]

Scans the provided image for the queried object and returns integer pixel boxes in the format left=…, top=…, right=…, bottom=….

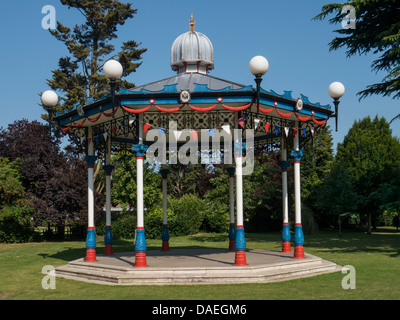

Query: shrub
left=168, top=194, right=206, bottom=236
left=112, top=213, right=137, bottom=239
left=0, top=206, right=35, bottom=243
left=144, top=207, right=173, bottom=239
left=201, top=202, right=230, bottom=233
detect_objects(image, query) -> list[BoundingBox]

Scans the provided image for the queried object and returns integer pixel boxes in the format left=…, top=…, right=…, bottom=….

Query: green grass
left=0, top=230, right=399, bottom=300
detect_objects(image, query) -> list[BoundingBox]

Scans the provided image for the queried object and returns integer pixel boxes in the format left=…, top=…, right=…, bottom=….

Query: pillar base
left=161, top=241, right=170, bottom=252
left=282, top=241, right=291, bottom=253
left=104, top=244, right=113, bottom=256
left=293, top=245, right=305, bottom=259
left=85, top=249, right=98, bottom=262
left=228, top=240, right=235, bottom=251
left=233, top=250, right=248, bottom=266
left=134, top=252, right=148, bottom=267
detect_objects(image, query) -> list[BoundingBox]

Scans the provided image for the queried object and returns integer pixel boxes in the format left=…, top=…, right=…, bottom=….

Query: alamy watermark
left=341, top=265, right=356, bottom=289
left=341, top=5, right=356, bottom=29
left=41, top=5, right=56, bottom=30
left=145, top=121, right=255, bottom=175
left=42, top=265, right=56, bottom=290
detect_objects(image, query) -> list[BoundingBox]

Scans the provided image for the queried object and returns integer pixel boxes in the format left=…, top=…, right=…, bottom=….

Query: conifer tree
left=45, top=0, right=147, bottom=116
left=314, top=1, right=400, bottom=104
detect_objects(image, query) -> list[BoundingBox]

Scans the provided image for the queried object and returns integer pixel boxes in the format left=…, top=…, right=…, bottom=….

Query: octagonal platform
left=55, top=248, right=341, bottom=286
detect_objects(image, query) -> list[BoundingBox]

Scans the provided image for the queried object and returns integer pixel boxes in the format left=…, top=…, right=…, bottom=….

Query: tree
left=0, top=157, right=35, bottom=242
left=111, top=152, right=161, bottom=211
left=301, top=125, right=334, bottom=201
left=313, top=1, right=400, bottom=105
left=335, top=116, right=400, bottom=233
left=45, top=0, right=147, bottom=114
left=312, top=164, right=359, bottom=236
left=0, top=120, right=102, bottom=237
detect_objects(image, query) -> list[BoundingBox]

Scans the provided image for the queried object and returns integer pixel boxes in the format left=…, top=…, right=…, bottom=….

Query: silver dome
left=171, top=15, right=214, bottom=74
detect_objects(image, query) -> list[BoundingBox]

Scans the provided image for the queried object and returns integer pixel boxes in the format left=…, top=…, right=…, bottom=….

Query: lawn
left=0, top=230, right=399, bottom=300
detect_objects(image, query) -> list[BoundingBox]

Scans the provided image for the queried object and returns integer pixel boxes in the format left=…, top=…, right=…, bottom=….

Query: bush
left=144, top=207, right=173, bottom=239
left=0, top=206, right=35, bottom=243
left=168, top=194, right=206, bottom=236
left=201, top=202, right=230, bottom=233
left=112, top=213, right=137, bottom=239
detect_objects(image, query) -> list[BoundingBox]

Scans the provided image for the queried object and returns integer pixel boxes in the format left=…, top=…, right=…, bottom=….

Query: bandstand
left=48, top=15, right=344, bottom=282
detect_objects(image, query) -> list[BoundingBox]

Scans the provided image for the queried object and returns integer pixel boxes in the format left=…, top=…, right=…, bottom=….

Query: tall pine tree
left=45, top=0, right=147, bottom=115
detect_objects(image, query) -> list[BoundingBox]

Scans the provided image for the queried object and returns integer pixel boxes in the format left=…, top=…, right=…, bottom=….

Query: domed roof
left=171, top=14, right=214, bottom=74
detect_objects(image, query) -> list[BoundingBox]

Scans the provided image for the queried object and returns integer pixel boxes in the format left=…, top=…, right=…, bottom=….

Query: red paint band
left=137, top=226, right=144, bottom=230
left=137, top=156, right=144, bottom=160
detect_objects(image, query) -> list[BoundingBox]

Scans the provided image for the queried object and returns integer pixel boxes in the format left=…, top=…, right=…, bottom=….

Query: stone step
left=55, top=250, right=341, bottom=285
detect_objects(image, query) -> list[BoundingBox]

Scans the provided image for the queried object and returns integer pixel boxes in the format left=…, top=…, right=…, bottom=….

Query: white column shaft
left=293, top=127, right=301, bottom=225
left=229, top=175, right=235, bottom=224
left=137, top=114, right=144, bottom=228
left=87, top=127, right=95, bottom=228
left=235, top=156, right=243, bottom=226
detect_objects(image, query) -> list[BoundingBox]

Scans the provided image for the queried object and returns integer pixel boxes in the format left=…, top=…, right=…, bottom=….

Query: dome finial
left=189, top=13, right=195, bottom=32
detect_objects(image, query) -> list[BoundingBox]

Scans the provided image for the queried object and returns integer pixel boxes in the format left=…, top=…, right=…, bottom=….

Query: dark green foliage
left=335, top=116, right=400, bottom=232
left=301, top=125, right=334, bottom=202
left=314, top=1, right=400, bottom=101
left=111, top=213, right=137, bottom=240
left=111, top=152, right=161, bottom=211
left=45, top=0, right=147, bottom=116
left=0, top=120, right=104, bottom=241
left=167, top=194, right=206, bottom=237
left=0, top=157, right=35, bottom=243
left=311, top=164, right=360, bottom=234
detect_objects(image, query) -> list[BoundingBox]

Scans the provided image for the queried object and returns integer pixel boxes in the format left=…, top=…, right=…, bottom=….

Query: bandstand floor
left=55, top=248, right=342, bottom=286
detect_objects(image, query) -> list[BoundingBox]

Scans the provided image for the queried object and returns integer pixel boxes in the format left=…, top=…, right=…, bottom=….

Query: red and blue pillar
left=84, top=151, right=98, bottom=262
left=132, top=138, right=149, bottom=267
left=291, top=126, right=305, bottom=259
left=280, top=141, right=291, bottom=253
left=233, top=139, right=248, bottom=266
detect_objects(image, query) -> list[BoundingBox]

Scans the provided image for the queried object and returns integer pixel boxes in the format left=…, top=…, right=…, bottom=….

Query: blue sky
left=0, top=0, right=399, bottom=150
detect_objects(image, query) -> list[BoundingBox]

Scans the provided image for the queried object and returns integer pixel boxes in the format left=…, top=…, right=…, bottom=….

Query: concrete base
left=55, top=249, right=341, bottom=286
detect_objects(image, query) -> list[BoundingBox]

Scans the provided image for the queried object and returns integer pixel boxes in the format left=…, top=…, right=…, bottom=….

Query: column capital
left=234, top=142, right=246, bottom=156
left=291, top=149, right=303, bottom=162
left=279, top=160, right=291, bottom=171
left=160, top=169, right=169, bottom=179
left=103, top=165, right=114, bottom=175
left=84, top=155, right=97, bottom=167
left=132, top=144, right=149, bottom=157
left=226, top=167, right=235, bottom=177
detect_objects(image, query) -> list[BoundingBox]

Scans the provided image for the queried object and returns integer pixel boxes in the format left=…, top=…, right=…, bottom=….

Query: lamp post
left=103, top=59, right=123, bottom=118
left=328, top=81, right=345, bottom=132
left=249, top=56, right=269, bottom=113
left=41, top=90, right=58, bottom=134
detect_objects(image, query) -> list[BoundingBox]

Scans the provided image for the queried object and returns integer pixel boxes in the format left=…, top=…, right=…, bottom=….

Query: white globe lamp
left=249, top=56, right=269, bottom=77
left=103, top=60, right=123, bottom=80
left=328, top=81, right=345, bottom=99
left=41, top=90, right=58, bottom=107
left=328, top=81, right=345, bottom=132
